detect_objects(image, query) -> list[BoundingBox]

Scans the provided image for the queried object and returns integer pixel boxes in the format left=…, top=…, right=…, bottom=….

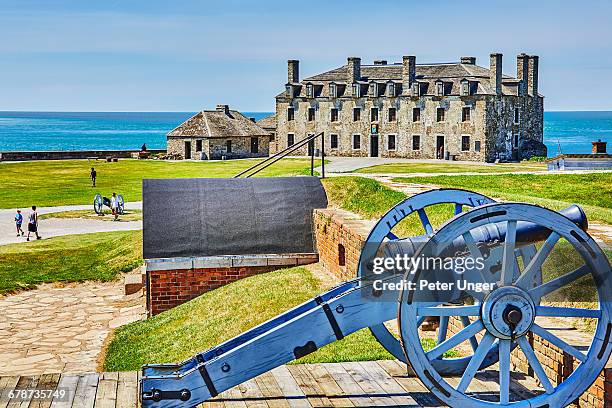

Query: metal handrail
left=234, top=132, right=325, bottom=178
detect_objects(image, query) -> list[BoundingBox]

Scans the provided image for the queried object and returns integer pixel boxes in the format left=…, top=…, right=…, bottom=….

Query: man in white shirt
left=110, top=192, right=119, bottom=221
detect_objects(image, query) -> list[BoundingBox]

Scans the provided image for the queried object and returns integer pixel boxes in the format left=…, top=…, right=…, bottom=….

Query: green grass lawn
left=39, top=209, right=143, bottom=222
left=322, top=176, right=406, bottom=219
left=103, top=265, right=460, bottom=370
left=393, top=173, right=612, bottom=225
left=355, top=161, right=546, bottom=174
left=103, top=267, right=395, bottom=371
left=0, top=230, right=142, bottom=294
left=322, top=176, right=469, bottom=237
left=0, top=158, right=316, bottom=208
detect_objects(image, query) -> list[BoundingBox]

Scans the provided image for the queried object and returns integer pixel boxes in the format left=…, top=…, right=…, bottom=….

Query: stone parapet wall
left=0, top=149, right=165, bottom=161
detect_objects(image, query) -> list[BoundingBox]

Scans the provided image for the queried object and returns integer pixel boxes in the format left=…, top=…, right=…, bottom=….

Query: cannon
left=140, top=189, right=611, bottom=408
left=93, top=193, right=125, bottom=215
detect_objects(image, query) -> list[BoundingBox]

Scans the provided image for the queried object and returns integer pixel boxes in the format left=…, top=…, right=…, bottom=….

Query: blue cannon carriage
left=140, top=188, right=611, bottom=408
left=93, top=193, right=125, bottom=215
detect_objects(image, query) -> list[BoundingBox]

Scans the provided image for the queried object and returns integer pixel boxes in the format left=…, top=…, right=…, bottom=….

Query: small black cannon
left=93, top=193, right=125, bottom=215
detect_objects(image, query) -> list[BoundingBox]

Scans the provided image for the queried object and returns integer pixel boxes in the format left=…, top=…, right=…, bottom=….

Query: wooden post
left=321, top=132, right=325, bottom=179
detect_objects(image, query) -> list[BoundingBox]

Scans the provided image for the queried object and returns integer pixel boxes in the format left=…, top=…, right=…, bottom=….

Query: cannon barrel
left=467, top=204, right=587, bottom=247
left=386, top=204, right=588, bottom=258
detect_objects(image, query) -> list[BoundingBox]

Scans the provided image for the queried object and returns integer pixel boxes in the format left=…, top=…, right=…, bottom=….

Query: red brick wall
left=147, top=266, right=275, bottom=316
left=313, top=208, right=373, bottom=281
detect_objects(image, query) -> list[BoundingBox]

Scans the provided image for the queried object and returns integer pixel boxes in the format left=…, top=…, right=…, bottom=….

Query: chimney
left=516, top=53, right=529, bottom=96
left=528, top=55, right=539, bottom=97
left=592, top=139, right=607, bottom=154
left=373, top=60, right=387, bottom=65
left=402, top=55, right=416, bottom=90
left=490, top=53, right=503, bottom=95
left=347, top=57, right=361, bottom=83
left=216, top=104, right=230, bottom=115
left=460, top=56, right=476, bottom=65
left=287, top=60, right=299, bottom=84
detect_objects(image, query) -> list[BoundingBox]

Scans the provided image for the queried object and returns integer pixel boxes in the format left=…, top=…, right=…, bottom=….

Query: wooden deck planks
left=71, top=373, right=99, bottom=408
left=0, top=361, right=553, bottom=407
left=0, top=377, right=20, bottom=408
left=29, top=373, right=61, bottom=408
left=115, top=372, right=137, bottom=408
left=269, top=367, right=310, bottom=408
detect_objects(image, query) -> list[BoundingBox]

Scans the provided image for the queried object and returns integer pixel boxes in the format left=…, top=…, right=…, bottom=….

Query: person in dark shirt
left=90, top=167, right=97, bottom=187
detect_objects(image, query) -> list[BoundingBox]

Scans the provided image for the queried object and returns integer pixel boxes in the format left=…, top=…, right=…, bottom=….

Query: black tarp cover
left=143, top=177, right=328, bottom=259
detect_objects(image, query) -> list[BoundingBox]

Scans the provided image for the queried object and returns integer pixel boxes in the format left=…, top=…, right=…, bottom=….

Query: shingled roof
left=279, top=61, right=521, bottom=98
left=168, top=105, right=271, bottom=138
left=256, top=113, right=277, bottom=130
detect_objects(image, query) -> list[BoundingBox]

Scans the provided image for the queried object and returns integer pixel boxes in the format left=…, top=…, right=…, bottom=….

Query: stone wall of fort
left=167, top=136, right=270, bottom=160
left=484, top=95, right=546, bottom=161
left=276, top=93, right=543, bottom=162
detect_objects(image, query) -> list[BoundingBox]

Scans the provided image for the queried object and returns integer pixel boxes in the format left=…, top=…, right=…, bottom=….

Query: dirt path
left=0, top=278, right=145, bottom=376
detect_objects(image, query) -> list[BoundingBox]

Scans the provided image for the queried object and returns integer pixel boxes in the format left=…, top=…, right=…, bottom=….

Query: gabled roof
left=279, top=62, right=523, bottom=98
left=168, top=107, right=271, bottom=138
left=256, top=113, right=277, bottom=130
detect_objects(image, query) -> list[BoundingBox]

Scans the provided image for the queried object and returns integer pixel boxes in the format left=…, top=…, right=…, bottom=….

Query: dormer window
left=329, top=83, right=337, bottom=98
left=285, top=85, right=294, bottom=98
left=352, top=83, right=361, bottom=97
left=460, top=80, right=470, bottom=96
left=387, top=82, right=395, bottom=96
left=436, top=81, right=445, bottom=96
left=411, top=82, right=420, bottom=97
left=306, top=83, right=314, bottom=98
left=369, top=82, right=378, bottom=97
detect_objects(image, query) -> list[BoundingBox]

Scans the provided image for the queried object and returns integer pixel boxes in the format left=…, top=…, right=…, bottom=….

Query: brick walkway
left=0, top=280, right=145, bottom=376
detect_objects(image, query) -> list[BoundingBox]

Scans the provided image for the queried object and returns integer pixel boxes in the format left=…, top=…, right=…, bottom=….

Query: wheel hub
left=481, top=286, right=535, bottom=339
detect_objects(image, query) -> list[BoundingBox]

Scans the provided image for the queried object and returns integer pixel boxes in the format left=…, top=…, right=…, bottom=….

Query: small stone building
left=257, top=113, right=277, bottom=154
left=167, top=105, right=271, bottom=160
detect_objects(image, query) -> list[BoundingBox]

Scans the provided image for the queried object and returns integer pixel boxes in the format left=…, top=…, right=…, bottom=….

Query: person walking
left=26, top=205, right=41, bottom=241
left=15, top=209, right=24, bottom=236
left=110, top=192, right=119, bottom=221
left=90, top=167, right=97, bottom=187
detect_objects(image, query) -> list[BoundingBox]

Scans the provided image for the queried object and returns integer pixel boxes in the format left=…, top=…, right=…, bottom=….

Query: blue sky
left=1, top=0, right=611, bottom=112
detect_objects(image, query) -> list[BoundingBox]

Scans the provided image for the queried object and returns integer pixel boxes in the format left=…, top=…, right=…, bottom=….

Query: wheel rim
left=94, top=194, right=103, bottom=214
left=118, top=195, right=125, bottom=214
left=358, top=188, right=507, bottom=370
left=399, top=202, right=612, bottom=407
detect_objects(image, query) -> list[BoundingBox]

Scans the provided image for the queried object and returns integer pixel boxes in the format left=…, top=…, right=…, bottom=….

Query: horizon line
left=2, top=109, right=612, bottom=114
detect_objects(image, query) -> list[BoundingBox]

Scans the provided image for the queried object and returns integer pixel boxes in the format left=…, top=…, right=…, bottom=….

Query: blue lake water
left=0, top=110, right=610, bottom=156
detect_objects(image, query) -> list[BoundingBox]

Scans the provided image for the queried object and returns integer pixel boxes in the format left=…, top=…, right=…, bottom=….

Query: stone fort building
left=272, top=53, right=546, bottom=162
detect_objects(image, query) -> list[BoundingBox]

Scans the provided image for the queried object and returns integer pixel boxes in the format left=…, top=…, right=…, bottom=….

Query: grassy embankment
left=103, top=267, right=398, bottom=371
left=0, top=158, right=317, bottom=208
left=393, top=173, right=612, bottom=225
left=355, top=161, right=546, bottom=174
left=0, top=230, right=142, bottom=294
